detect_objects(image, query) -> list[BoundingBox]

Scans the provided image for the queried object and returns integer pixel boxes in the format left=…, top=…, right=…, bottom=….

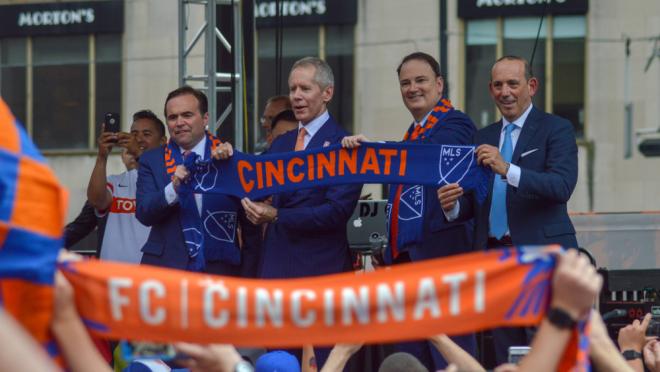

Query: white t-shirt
left=96, top=169, right=150, bottom=264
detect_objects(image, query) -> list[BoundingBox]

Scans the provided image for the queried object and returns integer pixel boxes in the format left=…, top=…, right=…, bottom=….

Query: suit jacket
left=404, top=109, right=477, bottom=261
left=457, top=107, right=578, bottom=249
left=136, top=145, right=260, bottom=275
left=259, top=115, right=362, bottom=279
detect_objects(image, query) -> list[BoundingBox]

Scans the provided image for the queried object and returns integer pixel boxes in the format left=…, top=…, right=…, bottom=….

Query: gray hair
left=290, top=56, right=334, bottom=89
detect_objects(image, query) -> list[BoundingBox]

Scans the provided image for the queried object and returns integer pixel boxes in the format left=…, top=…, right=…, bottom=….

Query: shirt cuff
left=507, top=163, right=521, bottom=188
left=164, top=182, right=179, bottom=205
left=443, top=200, right=460, bottom=222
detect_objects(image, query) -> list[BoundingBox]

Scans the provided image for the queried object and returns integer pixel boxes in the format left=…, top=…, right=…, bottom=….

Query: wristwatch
left=546, top=307, right=577, bottom=329
left=622, top=350, right=643, bottom=361
left=234, top=360, right=254, bottom=372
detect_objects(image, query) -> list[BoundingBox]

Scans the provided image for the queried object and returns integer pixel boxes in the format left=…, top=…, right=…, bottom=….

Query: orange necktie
left=295, top=127, right=307, bottom=151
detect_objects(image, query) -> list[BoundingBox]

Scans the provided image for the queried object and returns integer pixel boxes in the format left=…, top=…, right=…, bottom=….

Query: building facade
left=0, top=0, right=658, bottom=249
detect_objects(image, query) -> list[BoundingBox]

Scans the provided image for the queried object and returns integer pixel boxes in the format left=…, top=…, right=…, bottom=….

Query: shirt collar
left=502, top=103, right=533, bottom=131
left=415, top=109, right=434, bottom=127
left=299, top=110, right=329, bottom=138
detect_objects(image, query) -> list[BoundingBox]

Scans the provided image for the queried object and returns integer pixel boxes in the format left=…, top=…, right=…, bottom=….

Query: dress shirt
left=444, top=104, right=534, bottom=222
left=297, top=110, right=329, bottom=149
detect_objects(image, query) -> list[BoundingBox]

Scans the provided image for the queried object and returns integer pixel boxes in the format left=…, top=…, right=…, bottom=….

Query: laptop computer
left=347, top=200, right=389, bottom=253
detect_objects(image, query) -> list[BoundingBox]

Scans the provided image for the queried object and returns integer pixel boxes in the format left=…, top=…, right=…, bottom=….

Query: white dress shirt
left=444, top=103, right=534, bottom=222
left=297, top=110, right=329, bottom=149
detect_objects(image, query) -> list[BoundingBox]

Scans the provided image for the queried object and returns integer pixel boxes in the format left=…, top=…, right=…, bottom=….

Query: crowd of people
left=3, top=51, right=655, bottom=371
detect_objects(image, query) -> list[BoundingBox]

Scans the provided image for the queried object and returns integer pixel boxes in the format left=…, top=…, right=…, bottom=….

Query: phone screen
left=120, top=341, right=178, bottom=361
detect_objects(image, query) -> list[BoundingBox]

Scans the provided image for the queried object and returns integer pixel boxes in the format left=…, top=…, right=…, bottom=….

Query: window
left=552, top=16, right=585, bottom=137
left=0, top=34, right=121, bottom=150
left=464, top=15, right=586, bottom=136
left=255, top=25, right=355, bottom=149
left=0, top=38, right=27, bottom=126
left=465, top=20, right=497, bottom=128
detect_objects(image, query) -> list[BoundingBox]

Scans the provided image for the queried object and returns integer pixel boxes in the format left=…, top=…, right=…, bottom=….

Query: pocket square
left=521, top=148, right=539, bottom=158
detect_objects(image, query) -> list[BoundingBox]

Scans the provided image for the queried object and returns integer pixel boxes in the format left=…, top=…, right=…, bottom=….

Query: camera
left=646, top=318, right=660, bottom=337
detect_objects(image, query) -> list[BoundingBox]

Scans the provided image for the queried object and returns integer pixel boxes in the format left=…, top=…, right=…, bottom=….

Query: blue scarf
left=184, top=141, right=490, bottom=207
left=166, top=134, right=241, bottom=272
left=386, top=99, right=470, bottom=262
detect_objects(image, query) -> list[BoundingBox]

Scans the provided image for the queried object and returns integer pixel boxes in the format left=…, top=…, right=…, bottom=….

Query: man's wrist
left=622, top=349, right=643, bottom=360
left=546, top=306, right=578, bottom=329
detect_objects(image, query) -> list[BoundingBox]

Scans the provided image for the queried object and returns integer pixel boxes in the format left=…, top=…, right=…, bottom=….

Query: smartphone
left=120, top=340, right=180, bottom=362
left=508, top=346, right=531, bottom=364
left=104, top=112, right=120, bottom=133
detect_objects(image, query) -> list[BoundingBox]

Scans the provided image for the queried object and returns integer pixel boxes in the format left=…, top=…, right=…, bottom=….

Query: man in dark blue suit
left=438, top=55, right=579, bottom=365
left=342, top=52, right=477, bottom=371
left=240, top=57, right=362, bottom=366
left=136, top=86, right=259, bottom=275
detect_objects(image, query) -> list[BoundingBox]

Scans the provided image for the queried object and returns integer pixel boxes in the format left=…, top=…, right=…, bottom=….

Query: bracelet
left=546, top=307, right=577, bottom=329
left=622, top=350, right=643, bottom=361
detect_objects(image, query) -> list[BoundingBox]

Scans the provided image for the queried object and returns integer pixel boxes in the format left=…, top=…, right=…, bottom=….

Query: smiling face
left=489, top=58, right=538, bottom=122
left=398, top=58, right=444, bottom=122
left=288, top=65, right=333, bottom=125
left=165, top=93, right=208, bottom=150
left=130, top=118, right=164, bottom=153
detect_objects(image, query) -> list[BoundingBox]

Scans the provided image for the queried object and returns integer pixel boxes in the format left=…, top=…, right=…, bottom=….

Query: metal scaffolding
left=178, top=0, right=244, bottom=150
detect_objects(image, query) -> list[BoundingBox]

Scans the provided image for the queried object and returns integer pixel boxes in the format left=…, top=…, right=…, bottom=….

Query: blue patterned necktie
left=489, top=123, right=516, bottom=239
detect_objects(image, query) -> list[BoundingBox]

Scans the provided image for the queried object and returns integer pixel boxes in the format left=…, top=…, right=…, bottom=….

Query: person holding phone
left=85, top=110, right=167, bottom=263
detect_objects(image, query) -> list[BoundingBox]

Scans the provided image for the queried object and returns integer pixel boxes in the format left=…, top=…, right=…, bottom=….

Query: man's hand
left=97, top=124, right=117, bottom=159
left=550, top=249, right=602, bottom=321
left=212, top=142, right=234, bottom=160
left=619, top=313, right=653, bottom=353
left=116, top=132, right=142, bottom=158
left=341, top=134, right=370, bottom=148
left=241, top=197, right=278, bottom=225
left=644, top=339, right=660, bottom=372
left=174, top=343, right=242, bottom=372
left=476, top=144, right=509, bottom=176
left=437, top=183, right=463, bottom=212
left=172, top=165, right=190, bottom=191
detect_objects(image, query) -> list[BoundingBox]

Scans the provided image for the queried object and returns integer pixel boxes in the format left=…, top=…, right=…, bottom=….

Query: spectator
left=87, top=110, right=166, bottom=263
left=261, top=95, right=292, bottom=147
left=270, top=109, right=298, bottom=143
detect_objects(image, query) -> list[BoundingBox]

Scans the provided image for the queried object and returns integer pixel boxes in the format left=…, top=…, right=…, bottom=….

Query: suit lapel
left=511, top=107, right=541, bottom=163
left=306, top=116, right=335, bottom=149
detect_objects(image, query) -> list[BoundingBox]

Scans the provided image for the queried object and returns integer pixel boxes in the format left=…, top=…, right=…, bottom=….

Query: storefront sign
left=255, top=0, right=357, bottom=28
left=458, top=0, right=588, bottom=19
left=0, top=1, right=123, bottom=37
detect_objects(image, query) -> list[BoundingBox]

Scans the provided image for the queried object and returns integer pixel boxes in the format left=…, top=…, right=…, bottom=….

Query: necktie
left=489, top=123, right=516, bottom=239
left=295, top=127, right=307, bottom=151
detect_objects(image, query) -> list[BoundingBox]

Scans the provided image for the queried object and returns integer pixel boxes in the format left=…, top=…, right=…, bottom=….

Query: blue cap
left=255, top=351, right=300, bottom=372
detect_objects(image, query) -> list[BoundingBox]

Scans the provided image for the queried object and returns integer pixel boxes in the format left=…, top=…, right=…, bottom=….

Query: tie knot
left=298, top=127, right=307, bottom=137
left=505, top=123, right=516, bottom=135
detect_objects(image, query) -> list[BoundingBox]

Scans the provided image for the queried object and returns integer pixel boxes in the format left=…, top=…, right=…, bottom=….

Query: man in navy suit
left=240, top=57, right=361, bottom=366
left=342, top=52, right=477, bottom=371
left=136, top=86, right=259, bottom=275
left=438, top=55, right=578, bottom=364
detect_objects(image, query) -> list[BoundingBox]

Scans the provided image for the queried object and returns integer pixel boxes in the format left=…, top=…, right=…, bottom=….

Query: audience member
left=269, top=109, right=298, bottom=142
left=261, top=95, right=292, bottom=147
left=87, top=110, right=166, bottom=263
